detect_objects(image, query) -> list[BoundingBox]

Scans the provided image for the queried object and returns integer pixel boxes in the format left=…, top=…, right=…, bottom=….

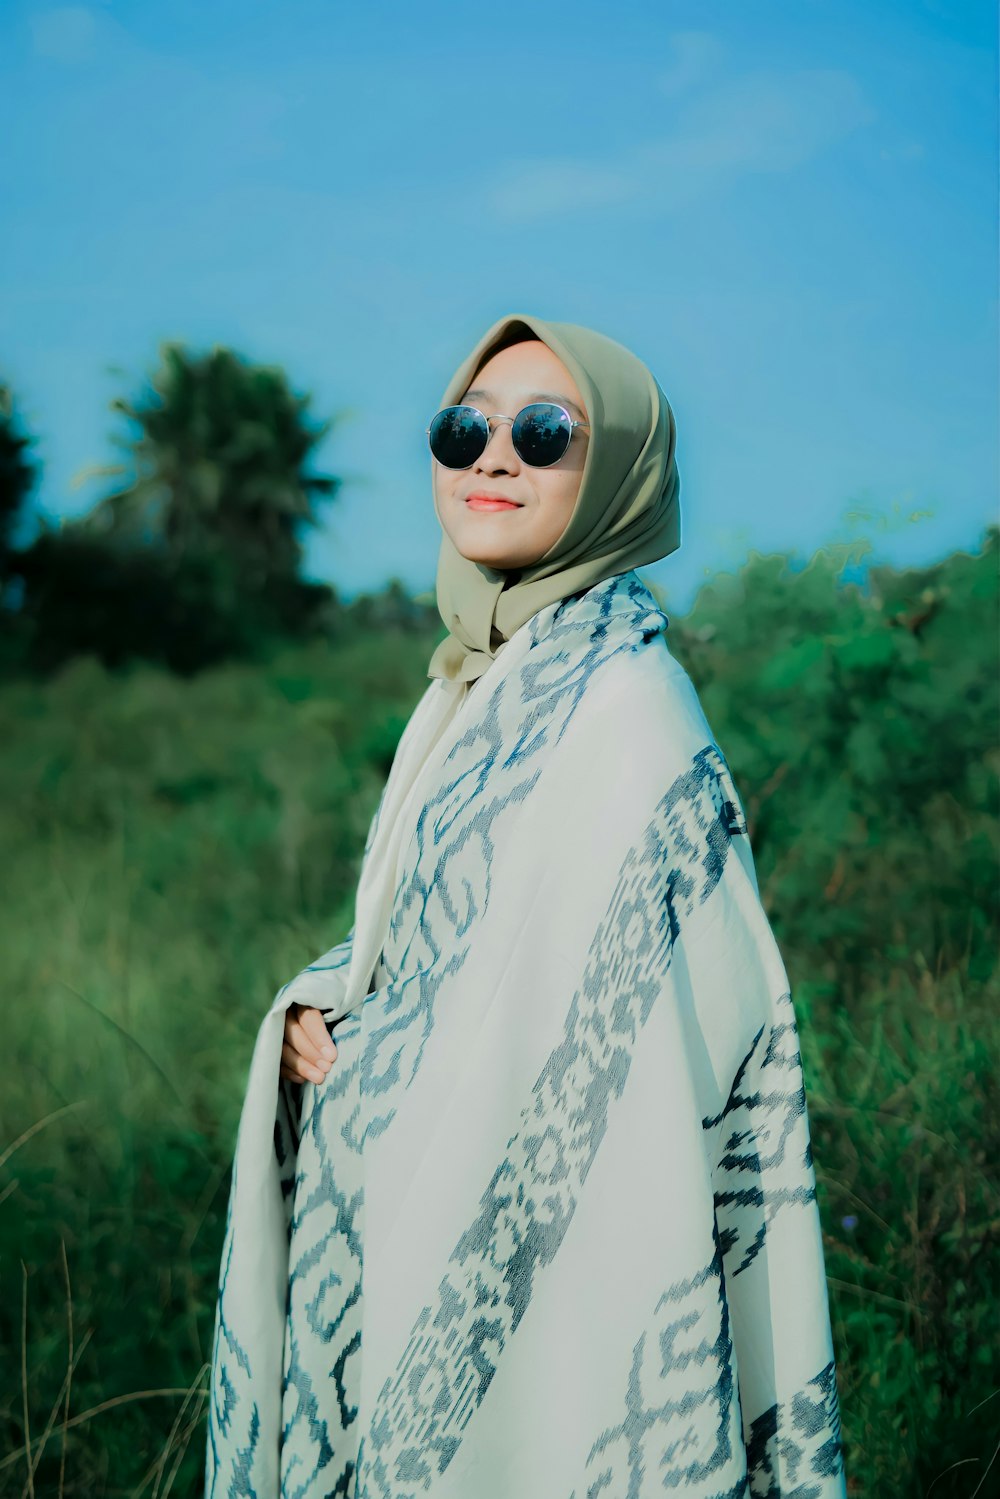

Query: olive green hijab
left=427, top=312, right=681, bottom=685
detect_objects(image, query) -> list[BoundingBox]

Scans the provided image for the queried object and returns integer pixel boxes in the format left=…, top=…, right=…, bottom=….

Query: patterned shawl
left=205, top=569, right=847, bottom=1498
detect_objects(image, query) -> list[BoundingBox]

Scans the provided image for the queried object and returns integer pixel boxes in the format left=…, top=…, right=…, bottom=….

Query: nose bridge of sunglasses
left=482, top=412, right=517, bottom=450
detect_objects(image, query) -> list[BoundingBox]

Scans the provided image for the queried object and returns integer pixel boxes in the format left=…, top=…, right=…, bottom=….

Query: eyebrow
left=463, top=387, right=588, bottom=422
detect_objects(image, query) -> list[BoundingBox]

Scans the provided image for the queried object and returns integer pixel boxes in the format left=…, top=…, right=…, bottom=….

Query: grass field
left=2, top=537, right=997, bottom=1496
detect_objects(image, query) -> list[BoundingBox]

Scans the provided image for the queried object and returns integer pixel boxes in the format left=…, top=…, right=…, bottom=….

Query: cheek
left=530, top=476, right=579, bottom=546
left=548, top=472, right=583, bottom=516
left=432, top=467, right=454, bottom=512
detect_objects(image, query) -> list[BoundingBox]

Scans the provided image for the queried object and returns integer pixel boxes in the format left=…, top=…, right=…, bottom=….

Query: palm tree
left=83, top=343, right=340, bottom=586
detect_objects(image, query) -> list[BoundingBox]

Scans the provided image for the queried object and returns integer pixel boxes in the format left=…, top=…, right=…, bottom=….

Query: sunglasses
left=426, top=402, right=590, bottom=470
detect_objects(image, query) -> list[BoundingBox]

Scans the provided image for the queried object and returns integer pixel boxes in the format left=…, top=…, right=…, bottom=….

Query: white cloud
left=657, top=30, right=723, bottom=97
left=30, top=6, right=100, bottom=64
left=878, top=140, right=926, bottom=162
left=485, top=66, right=877, bottom=223
left=486, top=156, right=646, bottom=221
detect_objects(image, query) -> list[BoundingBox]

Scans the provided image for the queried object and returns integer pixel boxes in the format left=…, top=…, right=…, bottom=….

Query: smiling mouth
left=465, top=493, right=522, bottom=511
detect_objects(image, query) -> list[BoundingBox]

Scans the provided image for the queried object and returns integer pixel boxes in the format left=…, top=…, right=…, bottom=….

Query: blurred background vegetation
left=0, top=347, right=997, bottom=1497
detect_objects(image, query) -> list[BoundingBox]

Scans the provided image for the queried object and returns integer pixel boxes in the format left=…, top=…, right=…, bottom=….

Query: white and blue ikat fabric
left=205, top=569, right=848, bottom=1497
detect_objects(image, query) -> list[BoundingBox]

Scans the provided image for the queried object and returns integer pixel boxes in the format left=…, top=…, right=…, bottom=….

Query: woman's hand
left=280, top=1004, right=338, bottom=1085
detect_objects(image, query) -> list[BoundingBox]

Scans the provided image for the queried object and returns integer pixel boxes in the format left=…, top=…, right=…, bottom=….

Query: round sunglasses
left=426, top=402, right=589, bottom=470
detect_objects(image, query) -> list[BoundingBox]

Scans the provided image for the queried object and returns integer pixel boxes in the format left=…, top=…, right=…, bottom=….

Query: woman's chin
left=458, top=546, right=520, bottom=568
left=449, top=529, right=525, bottom=569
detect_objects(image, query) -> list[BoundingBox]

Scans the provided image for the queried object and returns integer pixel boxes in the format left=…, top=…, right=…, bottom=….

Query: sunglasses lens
left=428, top=406, right=488, bottom=469
left=511, top=403, right=573, bottom=467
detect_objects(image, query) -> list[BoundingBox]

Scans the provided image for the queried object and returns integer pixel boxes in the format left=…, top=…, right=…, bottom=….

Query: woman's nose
left=474, top=418, right=518, bottom=473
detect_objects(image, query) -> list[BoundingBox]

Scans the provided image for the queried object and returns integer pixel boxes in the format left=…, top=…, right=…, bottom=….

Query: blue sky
left=0, top=0, right=995, bottom=611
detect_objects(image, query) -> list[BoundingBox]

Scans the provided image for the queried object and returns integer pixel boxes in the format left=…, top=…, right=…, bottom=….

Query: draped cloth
left=205, top=570, right=848, bottom=1498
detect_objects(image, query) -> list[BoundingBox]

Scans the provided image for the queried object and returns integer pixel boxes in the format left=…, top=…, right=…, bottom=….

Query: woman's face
left=432, top=339, right=589, bottom=570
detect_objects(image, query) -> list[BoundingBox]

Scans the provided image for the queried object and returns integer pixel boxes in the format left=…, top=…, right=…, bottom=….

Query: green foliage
left=9, top=526, right=342, bottom=675
left=0, top=381, right=38, bottom=572
left=1, top=529, right=997, bottom=1497
left=84, top=343, right=340, bottom=585
left=658, top=525, right=1000, bottom=1495
left=668, top=527, right=999, bottom=985
left=0, top=621, right=441, bottom=1495
left=1, top=345, right=348, bottom=676
left=810, top=964, right=999, bottom=1492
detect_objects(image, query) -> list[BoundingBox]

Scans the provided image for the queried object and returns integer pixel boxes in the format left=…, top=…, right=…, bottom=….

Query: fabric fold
left=205, top=569, right=846, bottom=1498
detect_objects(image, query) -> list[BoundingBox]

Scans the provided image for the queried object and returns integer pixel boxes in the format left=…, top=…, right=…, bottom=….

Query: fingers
left=281, top=1041, right=326, bottom=1085
left=299, top=1006, right=337, bottom=1062
left=280, top=1004, right=339, bottom=1086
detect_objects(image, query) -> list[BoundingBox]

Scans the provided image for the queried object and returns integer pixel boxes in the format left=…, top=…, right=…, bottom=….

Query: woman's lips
left=465, top=493, right=521, bottom=511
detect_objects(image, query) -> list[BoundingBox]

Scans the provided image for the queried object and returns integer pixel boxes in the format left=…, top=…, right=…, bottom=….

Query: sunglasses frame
left=425, top=402, right=590, bottom=470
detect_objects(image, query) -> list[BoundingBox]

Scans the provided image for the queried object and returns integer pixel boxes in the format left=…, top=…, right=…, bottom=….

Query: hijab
left=426, top=312, right=681, bottom=685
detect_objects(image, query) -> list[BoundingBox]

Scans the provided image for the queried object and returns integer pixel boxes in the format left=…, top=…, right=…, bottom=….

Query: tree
left=10, top=345, right=346, bottom=674
left=82, top=342, right=340, bottom=586
left=0, top=379, right=38, bottom=579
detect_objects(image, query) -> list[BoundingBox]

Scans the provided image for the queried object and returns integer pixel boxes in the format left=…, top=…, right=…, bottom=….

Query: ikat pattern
left=279, top=1024, right=365, bottom=1498
left=205, top=569, right=845, bottom=1498
left=354, top=746, right=753, bottom=1496
left=206, top=939, right=358, bottom=1496
left=274, top=576, right=680, bottom=1494
left=564, top=988, right=846, bottom=1498
left=705, top=988, right=820, bottom=1279
left=566, top=1219, right=745, bottom=1499
left=744, top=1360, right=844, bottom=1498
left=206, top=1173, right=260, bottom=1491
left=566, top=1241, right=844, bottom=1498
left=209, top=573, right=672, bottom=1495
left=350, top=573, right=672, bottom=1146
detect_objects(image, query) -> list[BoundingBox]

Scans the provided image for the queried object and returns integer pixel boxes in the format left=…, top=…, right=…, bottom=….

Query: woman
left=205, top=314, right=848, bottom=1498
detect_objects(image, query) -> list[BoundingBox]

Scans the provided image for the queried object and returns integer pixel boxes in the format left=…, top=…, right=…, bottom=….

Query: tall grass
left=2, top=538, right=997, bottom=1496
